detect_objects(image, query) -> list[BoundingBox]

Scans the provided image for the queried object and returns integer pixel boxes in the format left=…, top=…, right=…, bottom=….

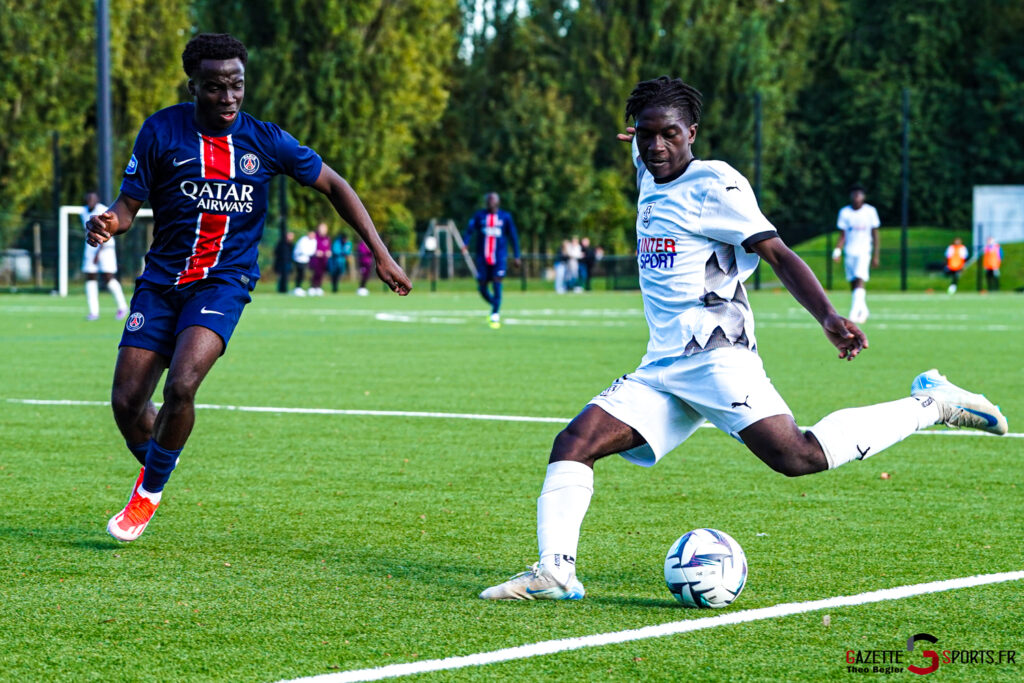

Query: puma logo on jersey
left=731, top=396, right=751, bottom=409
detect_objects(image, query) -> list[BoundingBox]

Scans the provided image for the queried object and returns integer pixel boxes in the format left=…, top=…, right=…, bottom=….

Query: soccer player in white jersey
left=480, top=76, right=1008, bottom=601
left=833, top=184, right=880, bottom=323
left=80, top=191, right=128, bottom=321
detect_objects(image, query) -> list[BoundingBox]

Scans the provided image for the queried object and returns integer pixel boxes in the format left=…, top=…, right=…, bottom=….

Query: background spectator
left=292, top=229, right=317, bottom=296
left=274, top=230, right=295, bottom=294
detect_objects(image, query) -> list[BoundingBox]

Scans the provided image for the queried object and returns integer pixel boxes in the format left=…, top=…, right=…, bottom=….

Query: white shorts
left=82, top=243, right=118, bottom=274
left=844, top=252, right=870, bottom=283
left=588, top=347, right=792, bottom=467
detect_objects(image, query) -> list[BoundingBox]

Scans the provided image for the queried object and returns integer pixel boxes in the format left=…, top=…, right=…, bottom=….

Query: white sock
left=855, top=287, right=867, bottom=315
left=808, top=397, right=941, bottom=469
left=107, top=278, right=127, bottom=310
left=85, top=280, right=99, bottom=316
left=136, top=485, right=162, bottom=504
left=849, top=286, right=867, bottom=319
left=537, top=460, right=594, bottom=583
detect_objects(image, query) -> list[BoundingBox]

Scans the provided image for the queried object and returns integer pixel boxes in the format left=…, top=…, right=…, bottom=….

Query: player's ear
left=187, top=78, right=196, bottom=97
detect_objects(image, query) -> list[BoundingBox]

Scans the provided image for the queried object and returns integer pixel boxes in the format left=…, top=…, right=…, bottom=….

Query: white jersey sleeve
left=836, top=207, right=850, bottom=231
left=697, top=173, right=776, bottom=251
left=632, top=136, right=646, bottom=187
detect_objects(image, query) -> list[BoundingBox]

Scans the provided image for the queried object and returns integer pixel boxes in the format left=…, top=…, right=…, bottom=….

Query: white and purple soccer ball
left=664, top=528, right=747, bottom=608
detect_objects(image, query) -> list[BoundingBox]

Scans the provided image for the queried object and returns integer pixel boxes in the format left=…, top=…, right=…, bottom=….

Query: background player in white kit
left=480, top=76, right=1008, bottom=601
left=80, top=191, right=128, bottom=321
left=832, top=184, right=880, bottom=323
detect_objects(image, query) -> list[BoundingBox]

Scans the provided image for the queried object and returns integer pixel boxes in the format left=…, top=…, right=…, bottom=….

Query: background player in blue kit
left=86, top=33, right=411, bottom=542
left=461, top=192, right=520, bottom=328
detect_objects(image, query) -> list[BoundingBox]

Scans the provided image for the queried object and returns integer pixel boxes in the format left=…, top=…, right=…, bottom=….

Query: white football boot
left=479, top=563, right=585, bottom=600
left=911, top=369, right=1008, bottom=435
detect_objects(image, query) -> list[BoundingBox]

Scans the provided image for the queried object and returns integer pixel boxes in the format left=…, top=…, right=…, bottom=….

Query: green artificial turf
left=0, top=288, right=1021, bottom=682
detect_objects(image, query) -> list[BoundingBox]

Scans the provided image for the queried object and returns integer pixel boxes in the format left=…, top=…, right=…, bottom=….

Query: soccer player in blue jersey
left=86, top=33, right=411, bottom=542
left=461, top=192, right=520, bottom=328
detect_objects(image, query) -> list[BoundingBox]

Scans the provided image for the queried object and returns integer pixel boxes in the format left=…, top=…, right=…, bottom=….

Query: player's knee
left=758, top=441, right=825, bottom=477
left=111, top=385, right=145, bottom=420
left=162, top=376, right=200, bottom=406
left=551, top=426, right=595, bottom=464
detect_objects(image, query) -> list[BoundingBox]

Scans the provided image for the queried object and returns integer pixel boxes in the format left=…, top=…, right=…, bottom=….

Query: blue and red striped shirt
left=120, top=103, right=322, bottom=288
left=464, top=209, right=520, bottom=266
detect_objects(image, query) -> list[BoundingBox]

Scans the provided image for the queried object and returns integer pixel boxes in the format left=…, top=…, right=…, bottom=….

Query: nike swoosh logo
left=173, top=157, right=197, bottom=167
left=200, top=307, right=224, bottom=316
left=963, top=407, right=998, bottom=427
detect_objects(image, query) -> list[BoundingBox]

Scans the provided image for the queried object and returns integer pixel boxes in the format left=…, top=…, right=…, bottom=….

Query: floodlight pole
left=96, top=0, right=113, bottom=204
left=753, top=91, right=762, bottom=291
left=52, top=131, right=61, bottom=293
left=900, top=87, right=910, bottom=291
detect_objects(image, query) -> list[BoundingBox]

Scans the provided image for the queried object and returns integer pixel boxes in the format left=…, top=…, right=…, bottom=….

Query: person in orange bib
left=983, top=237, right=1003, bottom=291
left=944, top=237, right=969, bottom=294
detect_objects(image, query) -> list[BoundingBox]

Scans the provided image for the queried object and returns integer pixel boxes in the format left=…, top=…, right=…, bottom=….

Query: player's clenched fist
left=85, top=211, right=118, bottom=247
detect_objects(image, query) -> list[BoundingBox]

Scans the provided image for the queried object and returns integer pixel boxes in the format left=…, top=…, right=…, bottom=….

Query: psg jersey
left=120, top=103, right=323, bottom=288
left=465, top=209, right=520, bottom=266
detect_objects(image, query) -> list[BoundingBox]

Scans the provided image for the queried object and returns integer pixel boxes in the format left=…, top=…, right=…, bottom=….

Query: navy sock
left=491, top=281, right=502, bottom=314
left=141, top=441, right=182, bottom=493
left=126, top=440, right=151, bottom=466
left=477, top=281, right=494, bottom=305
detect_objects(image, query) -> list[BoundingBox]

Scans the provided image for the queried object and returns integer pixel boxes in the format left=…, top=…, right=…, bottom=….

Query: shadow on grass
left=589, top=595, right=681, bottom=610
left=0, top=524, right=123, bottom=551
left=67, top=537, right=122, bottom=550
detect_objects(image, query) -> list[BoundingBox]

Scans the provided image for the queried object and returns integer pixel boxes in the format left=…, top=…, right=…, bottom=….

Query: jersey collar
left=653, top=157, right=697, bottom=185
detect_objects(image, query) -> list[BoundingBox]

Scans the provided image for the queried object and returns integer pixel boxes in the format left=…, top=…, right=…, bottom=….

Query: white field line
left=278, top=570, right=1024, bottom=683
left=4, top=398, right=1021, bottom=438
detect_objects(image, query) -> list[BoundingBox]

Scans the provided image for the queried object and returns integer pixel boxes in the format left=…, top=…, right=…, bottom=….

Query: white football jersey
left=81, top=202, right=115, bottom=250
left=632, top=140, right=777, bottom=364
left=836, top=204, right=880, bottom=256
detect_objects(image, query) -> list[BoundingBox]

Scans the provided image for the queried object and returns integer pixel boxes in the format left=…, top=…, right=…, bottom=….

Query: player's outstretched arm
left=753, top=236, right=868, bottom=361
left=311, top=164, right=411, bottom=296
left=85, top=194, right=143, bottom=246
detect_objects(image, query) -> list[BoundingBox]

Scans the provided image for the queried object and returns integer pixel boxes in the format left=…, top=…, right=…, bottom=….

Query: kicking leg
left=743, top=399, right=939, bottom=475
left=480, top=405, right=646, bottom=600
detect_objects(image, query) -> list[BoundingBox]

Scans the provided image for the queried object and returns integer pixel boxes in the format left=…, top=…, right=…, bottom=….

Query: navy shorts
left=120, top=277, right=252, bottom=358
left=477, top=261, right=507, bottom=281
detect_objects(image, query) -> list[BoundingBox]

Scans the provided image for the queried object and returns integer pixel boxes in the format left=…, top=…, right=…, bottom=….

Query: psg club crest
left=126, top=312, right=145, bottom=332
left=239, top=153, right=260, bottom=175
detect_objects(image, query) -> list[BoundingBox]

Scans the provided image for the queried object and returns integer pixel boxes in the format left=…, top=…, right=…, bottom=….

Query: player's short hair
left=624, top=76, right=703, bottom=127
left=182, top=33, right=248, bottom=77
left=849, top=183, right=866, bottom=194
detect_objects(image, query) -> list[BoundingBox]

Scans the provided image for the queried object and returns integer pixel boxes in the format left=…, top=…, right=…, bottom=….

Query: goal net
left=58, top=205, right=153, bottom=297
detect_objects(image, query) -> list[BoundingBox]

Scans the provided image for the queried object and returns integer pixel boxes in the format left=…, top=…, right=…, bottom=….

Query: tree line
left=2, top=0, right=1022, bottom=253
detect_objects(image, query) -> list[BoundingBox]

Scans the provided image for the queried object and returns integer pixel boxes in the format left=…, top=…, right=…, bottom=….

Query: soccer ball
left=664, top=528, right=747, bottom=608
